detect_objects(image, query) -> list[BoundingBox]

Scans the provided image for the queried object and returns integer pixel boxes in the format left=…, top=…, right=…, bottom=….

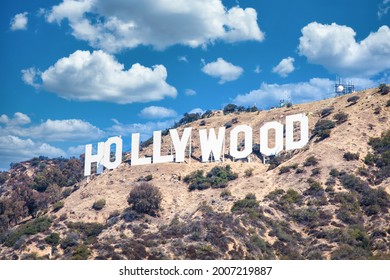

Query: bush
left=184, top=165, right=238, bottom=191
left=329, top=168, right=339, bottom=177
left=2, top=216, right=52, bottom=247
left=45, top=232, right=60, bottom=246
left=72, top=244, right=90, bottom=260
left=67, top=222, right=105, bottom=239
left=128, top=183, right=162, bottom=216
left=223, top=104, right=237, bottom=115
left=347, top=95, right=360, bottom=104
left=244, top=168, right=254, bottom=177
left=220, top=190, right=232, bottom=198
left=334, top=112, right=348, bottom=124
left=279, top=163, right=298, bottom=174
left=304, top=179, right=324, bottom=197
left=378, top=84, right=390, bottom=95
left=52, top=201, right=64, bottom=212
left=343, top=152, right=359, bottom=161
left=365, top=131, right=390, bottom=183
left=320, top=107, right=334, bottom=117
left=231, top=193, right=258, bottom=212
left=313, top=120, right=335, bottom=140
left=281, top=189, right=302, bottom=205
left=304, top=156, right=319, bottom=167
left=92, top=199, right=106, bottom=211
left=311, top=167, right=321, bottom=176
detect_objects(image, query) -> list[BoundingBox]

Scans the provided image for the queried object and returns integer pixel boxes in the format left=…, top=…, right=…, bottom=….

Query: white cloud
left=378, top=0, right=390, bottom=19
left=139, top=106, right=177, bottom=119
left=233, top=77, right=378, bottom=108
left=0, top=112, right=31, bottom=126
left=272, top=57, right=295, bottom=77
left=108, top=120, right=174, bottom=141
left=233, top=78, right=334, bottom=108
left=185, top=89, right=197, bottom=96
left=0, top=113, right=104, bottom=142
left=46, top=0, right=264, bottom=52
left=254, top=65, right=261, bottom=74
left=21, top=67, right=40, bottom=88
left=298, top=22, right=390, bottom=77
left=22, top=50, right=177, bottom=104
left=188, top=108, right=204, bottom=115
left=0, top=136, right=66, bottom=168
left=10, top=12, right=28, bottom=31
left=178, top=56, right=188, bottom=63
left=67, top=145, right=86, bottom=157
left=202, top=58, right=243, bottom=84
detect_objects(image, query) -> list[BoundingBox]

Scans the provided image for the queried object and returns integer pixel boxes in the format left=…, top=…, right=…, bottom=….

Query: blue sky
left=0, top=0, right=389, bottom=170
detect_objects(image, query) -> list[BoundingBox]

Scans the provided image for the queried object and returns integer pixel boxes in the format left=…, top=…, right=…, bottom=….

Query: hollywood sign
left=84, top=113, right=309, bottom=176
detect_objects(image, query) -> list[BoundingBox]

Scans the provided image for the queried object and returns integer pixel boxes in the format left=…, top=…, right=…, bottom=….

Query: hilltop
left=0, top=85, right=389, bottom=260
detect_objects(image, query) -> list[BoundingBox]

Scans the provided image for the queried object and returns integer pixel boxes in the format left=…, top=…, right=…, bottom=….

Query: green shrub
left=304, top=156, right=319, bottom=167
left=223, top=104, right=238, bottom=115
left=128, top=183, right=162, bottom=216
left=244, top=168, right=254, bottom=177
left=343, top=152, right=359, bottom=161
left=72, top=244, right=90, bottom=260
left=281, top=189, right=302, bottom=204
left=329, top=168, right=340, bottom=177
left=92, top=199, right=106, bottom=211
left=386, top=100, right=390, bottom=107
left=320, top=107, right=334, bottom=117
left=45, top=232, right=60, bottom=246
left=378, top=84, right=390, bottom=95
left=347, top=95, right=360, bottom=104
left=313, top=120, right=335, bottom=140
left=3, top=216, right=52, bottom=247
left=333, top=112, right=348, bottom=124
left=220, top=190, right=232, bottom=198
left=53, top=201, right=64, bottom=212
left=279, top=163, right=298, bottom=174
left=304, top=179, right=324, bottom=197
left=265, top=189, right=285, bottom=201
left=184, top=165, right=238, bottom=191
left=67, top=222, right=105, bottom=238
left=231, top=193, right=258, bottom=212
left=311, top=167, right=321, bottom=176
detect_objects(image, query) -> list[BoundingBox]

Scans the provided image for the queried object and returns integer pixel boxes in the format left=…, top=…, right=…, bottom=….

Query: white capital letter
left=199, top=127, right=225, bottom=162
left=153, top=130, right=174, bottom=164
left=103, top=136, right=123, bottom=170
left=131, top=133, right=151, bottom=166
left=230, top=125, right=253, bottom=159
left=170, top=127, right=192, bottom=162
left=260, top=121, right=284, bottom=156
left=285, top=113, right=309, bottom=151
left=84, top=142, right=104, bottom=176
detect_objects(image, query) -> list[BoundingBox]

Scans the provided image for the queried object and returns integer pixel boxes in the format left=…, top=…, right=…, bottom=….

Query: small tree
left=128, top=183, right=162, bottom=216
left=223, top=104, right=237, bottom=115
left=92, top=199, right=106, bottom=211
left=378, top=84, right=390, bottom=95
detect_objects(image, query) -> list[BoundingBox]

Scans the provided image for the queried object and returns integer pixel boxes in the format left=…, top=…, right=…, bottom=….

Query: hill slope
left=0, top=86, right=389, bottom=260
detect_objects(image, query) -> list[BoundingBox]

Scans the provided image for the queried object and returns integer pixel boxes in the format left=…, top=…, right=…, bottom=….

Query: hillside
left=0, top=86, right=390, bottom=260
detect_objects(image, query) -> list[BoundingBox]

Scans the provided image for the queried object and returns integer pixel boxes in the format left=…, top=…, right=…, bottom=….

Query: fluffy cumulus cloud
left=233, top=77, right=378, bottom=108
left=233, top=78, right=335, bottom=108
left=298, top=22, right=390, bottom=77
left=272, top=57, right=295, bottom=77
left=10, top=12, right=28, bottom=31
left=108, top=120, right=175, bottom=141
left=202, top=58, right=243, bottom=84
left=45, top=0, right=264, bottom=52
left=139, top=106, right=177, bottom=119
left=0, top=136, right=66, bottom=168
left=22, top=50, right=177, bottom=104
left=0, top=113, right=104, bottom=142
